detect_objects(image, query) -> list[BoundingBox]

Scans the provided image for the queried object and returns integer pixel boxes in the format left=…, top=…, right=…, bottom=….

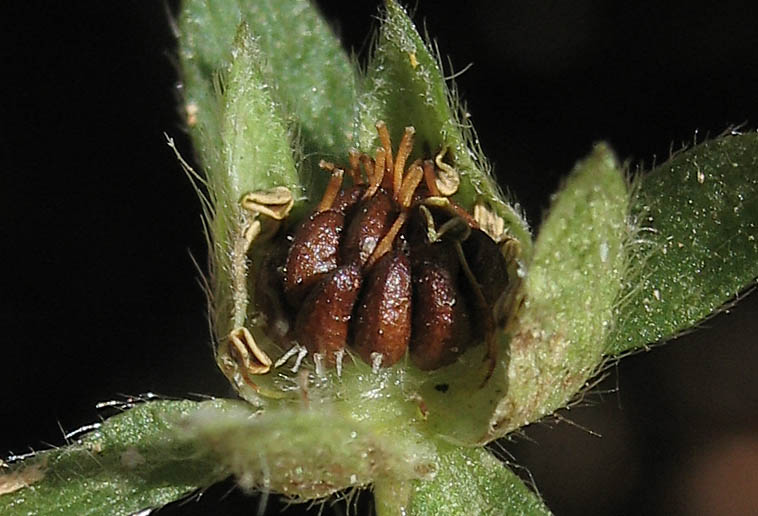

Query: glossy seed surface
left=295, top=264, right=363, bottom=361
left=333, top=185, right=365, bottom=215
left=410, top=243, right=471, bottom=370
left=340, top=189, right=397, bottom=268
left=463, top=228, right=509, bottom=306
left=283, top=209, right=344, bottom=307
left=352, top=249, right=412, bottom=366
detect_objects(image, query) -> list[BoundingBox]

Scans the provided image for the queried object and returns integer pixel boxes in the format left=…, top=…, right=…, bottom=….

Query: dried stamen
left=226, top=327, right=272, bottom=375
left=317, top=161, right=345, bottom=212
left=242, top=218, right=262, bottom=249
left=359, top=152, right=375, bottom=183
left=422, top=196, right=479, bottom=229
left=397, top=162, right=424, bottom=208
left=366, top=159, right=423, bottom=269
left=436, top=217, right=471, bottom=242
left=376, top=121, right=394, bottom=176
left=234, top=187, right=294, bottom=332
left=433, top=147, right=460, bottom=196
left=393, top=127, right=416, bottom=201
left=473, top=201, right=508, bottom=243
left=365, top=212, right=408, bottom=269
left=363, top=148, right=385, bottom=200
left=422, top=160, right=441, bottom=196
left=231, top=216, right=259, bottom=328
left=348, top=150, right=364, bottom=185
left=241, top=186, right=294, bottom=220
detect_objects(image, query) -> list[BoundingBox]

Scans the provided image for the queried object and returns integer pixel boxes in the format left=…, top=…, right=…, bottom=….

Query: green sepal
left=607, top=132, right=758, bottom=354
left=201, top=24, right=301, bottom=368
left=358, top=0, right=532, bottom=257
left=410, top=144, right=628, bottom=444
left=182, top=401, right=436, bottom=500
left=0, top=400, right=232, bottom=516
left=219, top=25, right=301, bottom=201
left=489, top=143, right=629, bottom=437
left=374, top=441, right=551, bottom=515
left=178, top=2, right=362, bottom=400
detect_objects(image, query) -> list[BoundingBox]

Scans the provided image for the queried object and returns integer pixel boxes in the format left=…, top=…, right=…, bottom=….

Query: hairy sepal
left=358, top=0, right=532, bottom=259
left=408, top=144, right=627, bottom=444
left=205, top=26, right=302, bottom=399
left=183, top=401, right=436, bottom=501
left=488, top=143, right=629, bottom=438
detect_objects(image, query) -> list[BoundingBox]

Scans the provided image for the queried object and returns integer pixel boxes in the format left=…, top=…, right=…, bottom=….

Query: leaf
left=374, top=442, right=551, bottom=515
left=489, top=143, right=629, bottom=437
left=358, top=0, right=532, bottom=257
left=177, top=1, right=240, bottom=177
left=179, top=0, right=358, bottom=184
left=0, top=399, right=235, bottom=516
left=607, top=131, right=758, bottom=354
left=232, top=0, right=358, bottom=163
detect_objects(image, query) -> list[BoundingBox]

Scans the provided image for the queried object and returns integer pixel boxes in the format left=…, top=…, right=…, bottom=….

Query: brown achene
left=266, top=121, right=510, bottom=372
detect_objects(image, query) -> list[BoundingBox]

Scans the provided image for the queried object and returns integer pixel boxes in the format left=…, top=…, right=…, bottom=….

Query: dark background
left=3, top=1, right=757, bottom=515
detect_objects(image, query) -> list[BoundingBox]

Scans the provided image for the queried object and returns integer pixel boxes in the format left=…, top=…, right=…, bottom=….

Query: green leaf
left=232, top=0, right=358, bottom=162
left=0, top=399, right=234, bottom=516
left=607, top=132, right=758, bottom=354
left=177, top=2, right=239, bottom=176
left=179, top=0, right=358, bottom=179
left=358, top=0, right=532, bottom=257
left=489, top=144, right=629, bottom=437
left=374, top=442, right=551, bottom=516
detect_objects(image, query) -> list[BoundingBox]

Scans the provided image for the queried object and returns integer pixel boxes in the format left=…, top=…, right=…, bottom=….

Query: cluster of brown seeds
left=261, top=122, right=510, bottom=371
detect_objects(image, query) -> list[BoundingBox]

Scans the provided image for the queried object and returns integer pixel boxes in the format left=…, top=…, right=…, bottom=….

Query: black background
left=3, top=1, right=758, bottom=515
